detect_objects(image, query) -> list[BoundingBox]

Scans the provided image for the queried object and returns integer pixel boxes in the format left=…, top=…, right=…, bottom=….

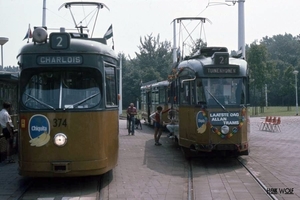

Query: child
left=150, top=106, right=170, bottom=146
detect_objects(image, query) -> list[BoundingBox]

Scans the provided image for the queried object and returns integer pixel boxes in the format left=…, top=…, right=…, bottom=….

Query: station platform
left=1, top=116, right=300, bottom=199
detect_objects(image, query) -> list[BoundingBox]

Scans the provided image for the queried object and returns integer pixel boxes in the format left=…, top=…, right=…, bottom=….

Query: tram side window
left=105, top=65, right=117, bottom=106
left=180, top=81, right=190, bottom=104
left=152, top=89, right=158, bottom=104
left=159, top=87, right=166, bottom=104
left=196, top=79, right=206, bottom=104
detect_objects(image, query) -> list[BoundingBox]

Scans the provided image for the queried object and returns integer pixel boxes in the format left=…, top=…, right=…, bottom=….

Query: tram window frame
left=21, top=69, right=102, bottom=110
left=179, top=78, right=196, bottom=105
left=104, top=63, right=118, bottom=107
left=203, top=77, right=246, bottom=106
left=196, top=79, right=206, bottom=105
left=151, top=88, right=159, bottom=105
left=159, top=87, right=166, bottom=104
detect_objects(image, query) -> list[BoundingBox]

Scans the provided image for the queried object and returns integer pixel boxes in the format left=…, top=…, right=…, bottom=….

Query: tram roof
left=17, top=36, right=118, bottom=60
left=177, top=56, right=248, bottom=77
left=140, top=80, right=169, bottom=90
left=0, top=73, right=19, bottom=83
left=151, top=80, right=169, bottom=87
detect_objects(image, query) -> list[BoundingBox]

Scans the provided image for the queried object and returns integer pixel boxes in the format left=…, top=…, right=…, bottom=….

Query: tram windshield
left=202, top=78, right=245, bottom=106
left=21, top=69, right=101, bottom=110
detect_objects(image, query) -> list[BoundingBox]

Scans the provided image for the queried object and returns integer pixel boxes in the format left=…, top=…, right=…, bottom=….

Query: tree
left=190, top=38, right=207, bottom=56
left=260, top=34, right=300, bottom=106
left=121, top=34, right=173, bottom=108
left=247, top=42, right=276, bottom=110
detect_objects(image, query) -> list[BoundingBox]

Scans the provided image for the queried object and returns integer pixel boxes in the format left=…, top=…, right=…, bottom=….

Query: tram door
left=146, top=91, right=152, bottom=123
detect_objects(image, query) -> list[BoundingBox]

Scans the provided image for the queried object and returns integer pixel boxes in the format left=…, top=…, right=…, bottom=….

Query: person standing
left=0, top=102, right=15, bottom=163
left=127, top=103, right=137, bottom=135
left=150, top=106, right=170, bottom=146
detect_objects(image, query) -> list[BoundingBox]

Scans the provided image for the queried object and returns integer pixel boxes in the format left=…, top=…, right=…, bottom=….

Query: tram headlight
left=221, top=125, right=230, bottom=135
left=32, top=27, right=48, bottom=43
left=54, top=133, right=67, bottom=147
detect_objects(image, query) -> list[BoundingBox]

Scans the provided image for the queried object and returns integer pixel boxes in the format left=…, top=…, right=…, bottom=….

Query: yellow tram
left=170, top=46, right=250, bottom=156
left=17, top=2, right=119, bottom=177
left=141, top=17, right=250, bottom=156
left=140, top=80, right=170, bottom=124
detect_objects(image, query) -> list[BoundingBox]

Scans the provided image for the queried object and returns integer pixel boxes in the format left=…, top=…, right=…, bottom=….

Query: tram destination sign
left=210, top=111, right=240, bottom=126
left=37, top=55, right=83, bottom=65
left=204, top=66, right=239, bottom=75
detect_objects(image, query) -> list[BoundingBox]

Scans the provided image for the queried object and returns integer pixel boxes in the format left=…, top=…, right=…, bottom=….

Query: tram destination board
left=203, top=66, right=239, bottom=75
left=37, top=55, right=83, bottom=65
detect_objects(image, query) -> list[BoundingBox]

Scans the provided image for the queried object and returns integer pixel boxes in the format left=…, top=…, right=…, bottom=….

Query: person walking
left=0, top=102, right=15, bottom=163
left=127, top=103, right=137, bottom=135
left=150, top=106, right=170, bottom=146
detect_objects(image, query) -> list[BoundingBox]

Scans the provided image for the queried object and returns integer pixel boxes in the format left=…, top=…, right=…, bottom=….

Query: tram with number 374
left=17, top=2, right=119, bottom=177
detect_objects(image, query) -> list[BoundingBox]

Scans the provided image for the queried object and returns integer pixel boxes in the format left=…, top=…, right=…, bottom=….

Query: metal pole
left=42, top=0, right=46, bottom=27
left=1, top=45, right=3, bottom=68
left=296, top=73, right=298, bottom=115
left=119, top=55, right=123, bottom=115
left=238, top=0, right=245, bottom=59
left=172, top=19, right=177, bottom=63
left=293, top=70, right=299, bottom=115
left=265, top=84, right=268, bottom=107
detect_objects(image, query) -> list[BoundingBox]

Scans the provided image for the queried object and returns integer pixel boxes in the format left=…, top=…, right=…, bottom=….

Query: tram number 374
left=53, top=118, right=67, bottom=127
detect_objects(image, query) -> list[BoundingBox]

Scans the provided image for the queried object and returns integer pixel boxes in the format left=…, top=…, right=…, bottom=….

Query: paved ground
left=1, top=116, right=300, bottom=200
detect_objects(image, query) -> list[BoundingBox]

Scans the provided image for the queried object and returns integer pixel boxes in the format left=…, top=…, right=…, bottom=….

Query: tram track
left=10, top=178, right=34, bottom=200
left=237, top=157, right=278, bottom=200
left=14, top=175, right=105, bottom=200
left=187, top=158, right=194, bottom=200
left=186, top=155, right=278, bottom=200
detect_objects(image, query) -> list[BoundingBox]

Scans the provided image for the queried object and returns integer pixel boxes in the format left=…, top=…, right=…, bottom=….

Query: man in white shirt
left=0, top=102, right=15, bottom=163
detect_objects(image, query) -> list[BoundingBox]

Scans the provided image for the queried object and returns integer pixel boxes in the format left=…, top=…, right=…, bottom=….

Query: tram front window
left=21, top=70, right=101, bottom=110
left=203, top=78, right=245, bottom=106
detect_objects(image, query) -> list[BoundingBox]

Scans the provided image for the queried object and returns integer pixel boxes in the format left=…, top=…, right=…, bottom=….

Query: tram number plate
left=53, top=118, right=67, bottom=127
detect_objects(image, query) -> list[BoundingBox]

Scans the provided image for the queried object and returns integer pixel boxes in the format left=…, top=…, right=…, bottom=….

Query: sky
left=0, top=0, right=300, bottom=67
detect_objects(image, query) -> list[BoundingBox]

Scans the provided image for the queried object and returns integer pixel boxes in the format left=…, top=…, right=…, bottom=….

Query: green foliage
left=190, top=38, right=207, bottom=56
left=248, top=33, right=300, bottom=107
left=121, top=34, right=173, bottom=108
left=120, top=32, right=300, bottom=109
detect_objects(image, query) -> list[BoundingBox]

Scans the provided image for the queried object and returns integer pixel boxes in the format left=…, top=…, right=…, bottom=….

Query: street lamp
left=0, top=37, right=9, bottom=68
left=293, top=70, right=299, bottom=115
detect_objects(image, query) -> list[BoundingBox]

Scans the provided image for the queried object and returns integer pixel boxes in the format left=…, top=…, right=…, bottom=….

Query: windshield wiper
left=24, top=93, right=56, bottom=110
left=64, top=92, right=100, bottom=110
left=206, top=89, right=229, bottom=113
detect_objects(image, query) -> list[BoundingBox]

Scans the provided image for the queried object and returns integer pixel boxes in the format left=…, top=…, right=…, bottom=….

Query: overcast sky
left=0, top=0, right=299, bottom=67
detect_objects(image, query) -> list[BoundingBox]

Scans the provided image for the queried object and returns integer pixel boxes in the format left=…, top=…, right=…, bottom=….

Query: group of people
left=0, top=102, right=15, bottom=163
left=126, top=103, right=179, bottom=146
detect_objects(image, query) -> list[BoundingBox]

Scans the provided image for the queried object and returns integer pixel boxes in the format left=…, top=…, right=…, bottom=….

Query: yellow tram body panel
left=178, top=106, right=249, bottom=154
left=18, top=110, right=119, bottom=177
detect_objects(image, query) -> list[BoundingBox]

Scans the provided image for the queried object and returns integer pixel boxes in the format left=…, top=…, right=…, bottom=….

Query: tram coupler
left=52, top=162, right=70, bottom=173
